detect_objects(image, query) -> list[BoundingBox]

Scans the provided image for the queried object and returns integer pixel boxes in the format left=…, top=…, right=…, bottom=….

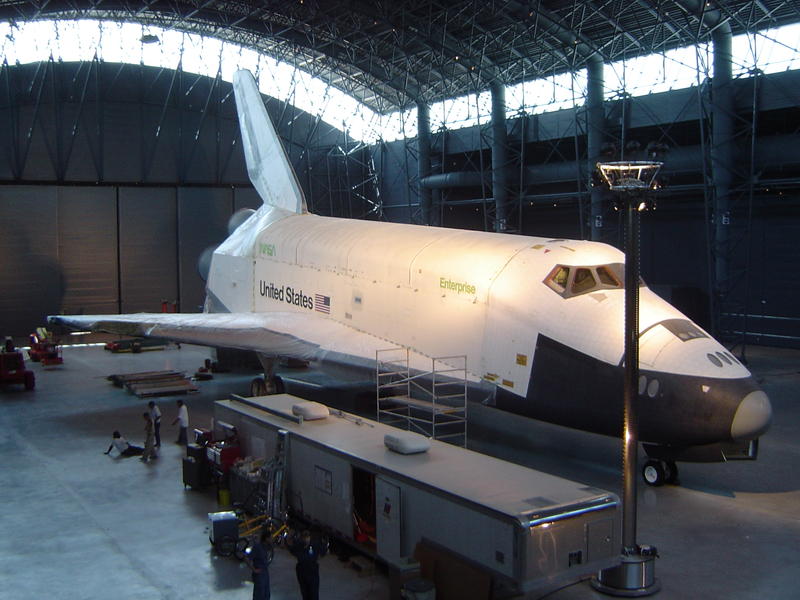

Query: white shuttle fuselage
left=210, top=207, right=686, bottom=397
left=206, top=200, right=771, bottom=452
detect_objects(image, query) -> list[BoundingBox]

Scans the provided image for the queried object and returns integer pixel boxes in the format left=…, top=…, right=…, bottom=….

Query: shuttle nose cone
left=731, top=390, right=772, bottom=441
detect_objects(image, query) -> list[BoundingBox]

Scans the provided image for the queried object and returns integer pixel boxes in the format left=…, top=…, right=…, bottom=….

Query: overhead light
left=141, top=34, right=159, bottom=44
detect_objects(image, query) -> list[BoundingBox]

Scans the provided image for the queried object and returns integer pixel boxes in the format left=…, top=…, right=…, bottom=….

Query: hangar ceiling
left=0, top=1, right=798, bottom=113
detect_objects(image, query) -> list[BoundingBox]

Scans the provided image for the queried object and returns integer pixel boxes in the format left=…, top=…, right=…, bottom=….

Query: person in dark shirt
left=288, top=530, right=327, bottom=600
left=147, top=401, right=162, bottom=448
left=141, top=412, right=158, bottom=462
left=245, top=529, right=271, bottom=600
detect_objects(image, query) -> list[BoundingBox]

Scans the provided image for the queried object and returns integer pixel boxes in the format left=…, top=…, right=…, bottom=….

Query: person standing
left=141, top=412, right=158, bottom=462
left=148, top=401, right=162, bottom=447
left=104, top=431, right=143, bottom=457
left=244, top=529, right=271, bottom=600
left=288, top=530, right=326, bottom=600
left=171, top=399, right=189, bottom=445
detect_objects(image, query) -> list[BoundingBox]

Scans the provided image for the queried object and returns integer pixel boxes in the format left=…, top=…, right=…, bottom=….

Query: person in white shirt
left=104, top=431, right=143, bottom=457
left=171, top=399, right=189, bottom=445
left=148, top=400, right=162, bottom=447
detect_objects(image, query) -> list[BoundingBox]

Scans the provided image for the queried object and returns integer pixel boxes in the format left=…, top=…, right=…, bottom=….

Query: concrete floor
left=1, top=342, right=798, bottom=599
left=0, top=344, right=388, bottom=600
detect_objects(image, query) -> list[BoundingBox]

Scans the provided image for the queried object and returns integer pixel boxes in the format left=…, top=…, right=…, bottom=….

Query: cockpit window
left=659, top=319, right=708, bottom=342
left=548, top=266, right=570, bottom=291
left=597, top=266, right=619, bottom=286
left=572, top=268, right=596, bottom=294
left=544, top=263, right=630, bottom=299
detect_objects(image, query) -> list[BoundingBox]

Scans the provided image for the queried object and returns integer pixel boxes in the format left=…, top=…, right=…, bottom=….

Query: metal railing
left=376, top=347, right=468, bottom=446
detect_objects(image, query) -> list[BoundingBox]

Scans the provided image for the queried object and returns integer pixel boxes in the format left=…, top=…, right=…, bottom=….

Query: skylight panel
left=2, top=18, right=799, bottom=144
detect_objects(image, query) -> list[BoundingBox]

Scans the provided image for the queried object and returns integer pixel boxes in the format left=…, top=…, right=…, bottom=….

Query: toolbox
left=208, top=511, right=238, bottom=545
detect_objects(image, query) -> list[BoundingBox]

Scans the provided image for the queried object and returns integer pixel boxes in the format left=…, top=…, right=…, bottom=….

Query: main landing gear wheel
left=642, top=459, right=680, bottom=486
left=664, top=460, right=679, bottom=485
left=250, top=376, right=285, bottom=397
left=250, top=377, right=268, bottom=397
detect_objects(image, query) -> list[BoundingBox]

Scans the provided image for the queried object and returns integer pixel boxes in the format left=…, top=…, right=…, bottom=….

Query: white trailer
left=215, top=394, right=620, bottom=595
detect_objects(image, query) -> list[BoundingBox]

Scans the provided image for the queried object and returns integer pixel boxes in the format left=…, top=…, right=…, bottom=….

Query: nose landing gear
left=642, top=459, right=679, bottom=486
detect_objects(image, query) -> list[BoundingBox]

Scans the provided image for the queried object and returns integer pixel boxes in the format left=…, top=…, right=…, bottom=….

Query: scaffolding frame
left=376, top=347, right=467, bottom=447
left=250, top=429, right=288, bottom=520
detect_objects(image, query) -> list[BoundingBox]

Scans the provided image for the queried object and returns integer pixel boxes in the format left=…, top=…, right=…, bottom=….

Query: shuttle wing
left=48, top=312, right=437, bottom=372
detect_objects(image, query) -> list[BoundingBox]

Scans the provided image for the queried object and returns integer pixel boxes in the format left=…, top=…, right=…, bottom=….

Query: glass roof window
left=544, top=264, right=635, bottom=299
left=1, top=19, right=798, bottom=143
left=0, top=19, right=385, bottom=143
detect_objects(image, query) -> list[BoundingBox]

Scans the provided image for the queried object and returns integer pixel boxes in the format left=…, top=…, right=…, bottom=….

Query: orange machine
left=28, top=328, right=63, bottom=366
left=0, top=350, right=35, bottom=390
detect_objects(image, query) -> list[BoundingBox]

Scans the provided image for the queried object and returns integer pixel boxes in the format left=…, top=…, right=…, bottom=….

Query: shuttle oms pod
left=215, top=394, right=620, bottom=595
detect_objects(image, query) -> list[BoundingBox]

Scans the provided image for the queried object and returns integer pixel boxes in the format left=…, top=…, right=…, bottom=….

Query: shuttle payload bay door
left=376, top=477, right=402, bottom=563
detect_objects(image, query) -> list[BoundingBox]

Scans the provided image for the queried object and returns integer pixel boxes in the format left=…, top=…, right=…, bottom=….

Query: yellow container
left=218, top=488, right=231, bottom=507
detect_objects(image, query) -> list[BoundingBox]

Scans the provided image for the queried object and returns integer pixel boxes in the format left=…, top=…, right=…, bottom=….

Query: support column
left=711, top=22, right=734, bottom=306
left=417, top=102, right=432, bottom=225
left=587, top=53, right=605, bottom=241
left=490, top=81, right=509, bottom=232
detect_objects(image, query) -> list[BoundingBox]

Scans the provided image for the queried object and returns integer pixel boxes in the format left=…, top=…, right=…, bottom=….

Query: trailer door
left=376, top=477, right=402, bottom=562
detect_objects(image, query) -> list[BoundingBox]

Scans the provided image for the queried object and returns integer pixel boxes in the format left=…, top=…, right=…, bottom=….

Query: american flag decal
left=315, top=294, right=331, bottom=314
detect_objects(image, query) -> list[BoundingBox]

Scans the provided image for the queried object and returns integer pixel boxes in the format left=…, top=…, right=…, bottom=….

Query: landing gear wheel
left=250, top=377, right=268, bottom=397
left=642, top=460, right=666, bottom=486
left=664, top=460, right=679, bottom=485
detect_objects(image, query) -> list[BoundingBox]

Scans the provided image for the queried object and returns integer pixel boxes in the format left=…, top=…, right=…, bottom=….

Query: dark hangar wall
left=0, top=184, right=263, bottom=335
left=0, top=61, right=349, bottom=336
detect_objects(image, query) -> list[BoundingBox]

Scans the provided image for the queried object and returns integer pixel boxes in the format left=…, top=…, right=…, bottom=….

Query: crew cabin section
left=214, top=394, right=620, bottom=594
left=506, top=240, right=631, bottom=374
left=478, top=238, right=615, bottom=396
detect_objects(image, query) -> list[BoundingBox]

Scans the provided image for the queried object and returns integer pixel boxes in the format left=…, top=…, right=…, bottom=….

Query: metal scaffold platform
left=375, top=348, right=468, bottom=446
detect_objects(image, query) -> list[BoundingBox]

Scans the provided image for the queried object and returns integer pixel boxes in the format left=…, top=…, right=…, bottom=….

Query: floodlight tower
left=592, top=161, right=662, bottom=597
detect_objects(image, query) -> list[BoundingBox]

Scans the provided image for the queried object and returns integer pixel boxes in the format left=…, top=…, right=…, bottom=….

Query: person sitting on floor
left=104, top=431, right=144, bottom=457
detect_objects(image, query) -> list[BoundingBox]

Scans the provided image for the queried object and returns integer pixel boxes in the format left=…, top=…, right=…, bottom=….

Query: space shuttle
left=50, top=70, right=772, bottom=486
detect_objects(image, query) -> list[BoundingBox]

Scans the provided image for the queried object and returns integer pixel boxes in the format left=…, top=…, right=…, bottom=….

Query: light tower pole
left=592, top=161, right=662, bottom=597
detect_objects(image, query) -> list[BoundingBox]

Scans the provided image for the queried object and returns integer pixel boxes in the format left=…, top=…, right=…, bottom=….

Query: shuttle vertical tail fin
left=232, top=69, right=307, bottom=214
